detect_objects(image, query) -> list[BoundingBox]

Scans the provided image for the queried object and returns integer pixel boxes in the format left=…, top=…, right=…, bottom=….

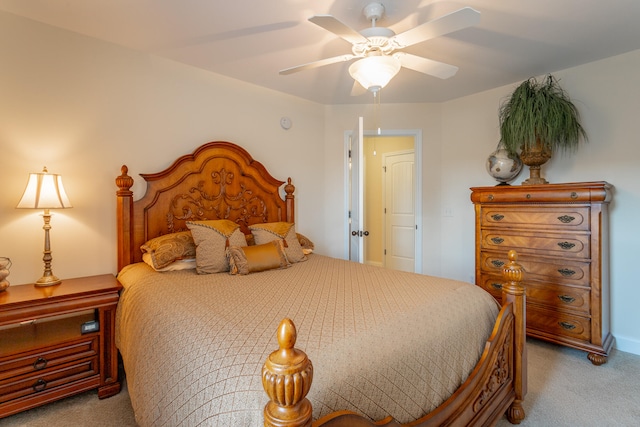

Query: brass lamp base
left=35, top=273, right=61, bottom=287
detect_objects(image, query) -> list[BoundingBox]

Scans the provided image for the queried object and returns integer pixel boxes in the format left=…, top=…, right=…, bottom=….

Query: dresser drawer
left=0, top=336, right=98, bottom=381
left=0, top=357, right=99, bottom=404
left=480, top=230, right=590, bottom=259
left=480, top=252, right=591, bottom=286
left=527, top=307, right=591, bottom=342
left=479, top=274, right=590, bottom=315
left=480, top=206, right=590, bottom=231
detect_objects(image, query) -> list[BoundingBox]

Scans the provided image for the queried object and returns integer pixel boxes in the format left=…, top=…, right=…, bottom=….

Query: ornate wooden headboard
left=115, top=141, right=295, bottom=271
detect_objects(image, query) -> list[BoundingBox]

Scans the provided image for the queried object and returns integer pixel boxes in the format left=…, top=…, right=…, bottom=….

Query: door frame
left=344, top=128, right=423, bottom=273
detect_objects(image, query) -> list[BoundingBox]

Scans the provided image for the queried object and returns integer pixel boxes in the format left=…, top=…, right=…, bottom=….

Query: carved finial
left=502, top=250, right=523, bottom=284
left=284, top=178, right=295, bottom=198
left=278, top=317, right=296, bottom=350
left=116, top=165, right=134, bottom=194
left=263, top=318, right=313, bottom=427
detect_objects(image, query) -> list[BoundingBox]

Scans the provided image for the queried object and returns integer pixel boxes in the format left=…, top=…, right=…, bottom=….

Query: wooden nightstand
left=0, top=274, right=122, bottom=418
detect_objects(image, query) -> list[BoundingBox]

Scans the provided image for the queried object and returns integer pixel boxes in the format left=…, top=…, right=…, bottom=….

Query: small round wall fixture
left=280, top=117, right=292, bottom=130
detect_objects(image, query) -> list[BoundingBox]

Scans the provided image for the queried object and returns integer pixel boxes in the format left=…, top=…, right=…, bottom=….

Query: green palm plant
left=499, top=75, right=587, bottom=184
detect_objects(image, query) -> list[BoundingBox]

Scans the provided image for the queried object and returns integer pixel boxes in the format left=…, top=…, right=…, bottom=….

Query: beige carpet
left=2, top=339, right=639, bottom=426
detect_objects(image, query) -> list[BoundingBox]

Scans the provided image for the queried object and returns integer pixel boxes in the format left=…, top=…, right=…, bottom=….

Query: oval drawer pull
left=557, top=241, right=576, bottom=250
left=33, top=378, right=47, bottom=392
left=557, top=215, right=575, bottom=224
left=491, top=237, right=504, bottom=244
left=491, top=282, right=503, bottom=291
left=491, top=214, right=504, bottom=221
left=558, top=321, right=576, bottom=330
left=491, top=260, right=505, bottom=268
left=557, top=268, right=576, bottom=277
left=558, top=295, right=576, bottom=304
left=33, top=357, right=48, bottom=370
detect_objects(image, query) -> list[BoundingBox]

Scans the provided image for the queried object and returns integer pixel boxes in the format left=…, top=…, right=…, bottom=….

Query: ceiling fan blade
left=395, top=52, right=458, bottom=79
left=279, top=54, right=356, bottom=75
left=309, top=15, right=369, bottom=45
left=391, top=7, right=480, bottom=49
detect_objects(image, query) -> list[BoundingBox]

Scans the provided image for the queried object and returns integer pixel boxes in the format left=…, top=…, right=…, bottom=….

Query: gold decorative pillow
left=140, top=231, right=196, bottom=270
left=142, top=253, right=196, bottom=272
left=249, top=222, right=306, bottom=263
left=186, top=219, right=247, bottom=274
left=228, top=240, right=290, bottom=275
left=296, top=232, right=314, bottom=255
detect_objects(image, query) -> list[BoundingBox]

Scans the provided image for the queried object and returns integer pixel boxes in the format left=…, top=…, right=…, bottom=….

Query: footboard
left=262, top=250, right=526, bottom=427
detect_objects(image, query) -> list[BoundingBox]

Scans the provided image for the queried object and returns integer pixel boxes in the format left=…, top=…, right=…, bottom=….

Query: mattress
left=116, top=254, right=499, bottom=426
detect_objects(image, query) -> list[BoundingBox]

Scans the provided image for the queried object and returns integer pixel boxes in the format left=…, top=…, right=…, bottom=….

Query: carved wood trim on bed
left=115, top=141, right=295, bottom=271
left=262, top=250, right=527, bottom=427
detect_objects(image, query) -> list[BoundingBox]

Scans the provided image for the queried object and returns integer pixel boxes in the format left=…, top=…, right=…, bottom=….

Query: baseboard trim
left=614, top=335, right=640, bottom=356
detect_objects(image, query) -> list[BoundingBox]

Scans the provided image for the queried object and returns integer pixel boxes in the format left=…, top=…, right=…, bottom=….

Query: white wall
left=0, top=11, right=326, bottom=285
left=2, top=11, right=638, bottom=355
left=437, top=52, right=640, bottom=355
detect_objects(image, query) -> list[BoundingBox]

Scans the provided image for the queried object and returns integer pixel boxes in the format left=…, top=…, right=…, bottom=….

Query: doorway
left=346, top=127, right=422, bottom=273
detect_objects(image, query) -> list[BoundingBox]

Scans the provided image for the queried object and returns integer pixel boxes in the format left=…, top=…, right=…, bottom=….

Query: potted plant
left=498, top=75, right=587, bottom=185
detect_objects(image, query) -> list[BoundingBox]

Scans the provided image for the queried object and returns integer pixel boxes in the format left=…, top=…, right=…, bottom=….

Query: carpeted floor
left=2, top=338, right=639, bottom=426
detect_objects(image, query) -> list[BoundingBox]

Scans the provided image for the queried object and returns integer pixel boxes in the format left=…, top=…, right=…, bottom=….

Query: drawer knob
left=488, top=194, right=494, bottom=201
left=557, top=241, right=576, bottom=250
left=33, top=378, right=47, bottom=392
left=557, top=268, right=576, bottom=277
left=557, top=215, right=575, bottom=224
left=33, top=357, right=48, bottom=370
left=491, top=283, right=503, bottom=290
left=570, top=192, right=578, bottom=199
left=491, top=237, right=505, bottom=244
left=491, top=260, right=505, bottom=268
left=558, top=295, right=576, bottom=304
left=491, top=214, right=504, bottom=221
left=559, top=321, right=576, bottom=330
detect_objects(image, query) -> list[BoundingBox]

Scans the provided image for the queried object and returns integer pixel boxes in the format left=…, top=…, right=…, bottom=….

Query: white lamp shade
left=349, top=55, right=401, bottom=91
left=17, top=168, right=72, bottom=209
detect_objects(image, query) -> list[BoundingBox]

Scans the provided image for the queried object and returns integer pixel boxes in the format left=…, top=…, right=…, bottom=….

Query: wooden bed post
left=502, top=250, right=527, bottom=424
left=284, top=178, right=295, bottom=224
left=115, top=165, right=134, bottom=273
left=262, top=318, right=313, bottom=427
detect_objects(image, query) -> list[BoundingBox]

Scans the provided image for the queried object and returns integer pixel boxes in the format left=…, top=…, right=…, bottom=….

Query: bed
left=114, top=141, right=527, bottom=426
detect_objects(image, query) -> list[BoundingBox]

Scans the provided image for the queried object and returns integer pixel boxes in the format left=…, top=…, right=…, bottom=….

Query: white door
left=349, top=117, right=364, bottom=263
left=384, top=151, right=415, bottom=272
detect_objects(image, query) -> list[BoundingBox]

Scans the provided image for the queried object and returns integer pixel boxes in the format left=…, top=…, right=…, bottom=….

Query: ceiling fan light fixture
left=349, top=55, right=401, bottom=92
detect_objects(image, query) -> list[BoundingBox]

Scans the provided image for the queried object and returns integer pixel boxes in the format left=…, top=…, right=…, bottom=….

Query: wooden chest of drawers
left=0, top=275, right=121, bottom=418
left=471, top=182, right=612, bottom=365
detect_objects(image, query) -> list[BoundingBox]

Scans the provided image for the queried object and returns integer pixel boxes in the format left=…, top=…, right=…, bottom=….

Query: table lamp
left=16, top=167, right=72, bottom=286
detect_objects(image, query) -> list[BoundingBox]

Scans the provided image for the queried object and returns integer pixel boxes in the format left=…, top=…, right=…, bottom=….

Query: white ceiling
left=2, top=0, right=640, bottom=105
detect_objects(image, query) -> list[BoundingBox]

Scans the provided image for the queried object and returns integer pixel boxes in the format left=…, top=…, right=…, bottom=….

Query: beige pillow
left=228, top=240, right=290, bottom=275
left=249, top=222, right=306, bottom=263
left=186, top=220, right=247, bottom=274
left=140, top=231, right=196, bottom=270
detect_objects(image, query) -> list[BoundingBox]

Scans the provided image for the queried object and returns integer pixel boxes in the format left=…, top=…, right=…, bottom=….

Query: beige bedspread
left=116, top=254, right=499, bottom=426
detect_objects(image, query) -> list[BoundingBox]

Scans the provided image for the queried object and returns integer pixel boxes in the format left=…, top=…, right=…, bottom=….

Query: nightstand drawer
left=0, top=336, right=98, bottom=381
left=0, top=357, right=99, bottom=404
left=527, top=307, right=591, bottom=342
left=480, top=206, right=590, bottom=230
left=479, top=274, right=590, bottom=315
left=480, top=230, right=590, bottom=259
left=480, top=252, right=591, bottom=287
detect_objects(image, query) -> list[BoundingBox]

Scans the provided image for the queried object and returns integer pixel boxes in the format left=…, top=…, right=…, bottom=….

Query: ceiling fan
left=280, top=2, right=480, bottom=93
